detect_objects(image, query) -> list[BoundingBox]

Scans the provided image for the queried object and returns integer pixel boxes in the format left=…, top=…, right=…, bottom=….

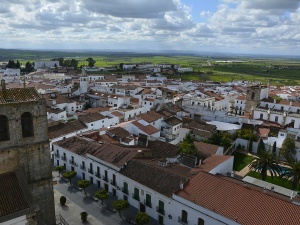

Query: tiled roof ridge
left=176, top=171, right=300, bottom=225
left=131, top=159, right=187, bottom=180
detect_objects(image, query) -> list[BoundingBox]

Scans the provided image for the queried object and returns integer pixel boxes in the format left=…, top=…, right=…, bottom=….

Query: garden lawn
left=233, top=152, right=254, bottom=171
left=246, top=171, right=300, bottom=192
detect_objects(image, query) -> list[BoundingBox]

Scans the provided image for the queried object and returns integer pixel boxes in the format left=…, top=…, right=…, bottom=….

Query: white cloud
left=0, top=0, right=299, bottom=54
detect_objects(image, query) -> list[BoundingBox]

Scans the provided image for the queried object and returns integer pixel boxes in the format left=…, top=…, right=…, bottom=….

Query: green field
left=1, top=49, right=300, bottom=85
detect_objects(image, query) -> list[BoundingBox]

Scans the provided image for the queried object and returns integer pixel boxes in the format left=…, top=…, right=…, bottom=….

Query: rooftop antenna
left=23, top=76, right=26, bottom=88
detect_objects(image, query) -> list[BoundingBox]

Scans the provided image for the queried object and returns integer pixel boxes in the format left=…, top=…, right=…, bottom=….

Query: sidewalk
left=54, top=189, right=104, bottom=225
left=53, top=171, right=158, bottom=225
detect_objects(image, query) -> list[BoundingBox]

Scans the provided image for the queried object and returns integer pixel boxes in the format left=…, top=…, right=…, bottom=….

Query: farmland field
left=1, top=48, right=300, bottom=85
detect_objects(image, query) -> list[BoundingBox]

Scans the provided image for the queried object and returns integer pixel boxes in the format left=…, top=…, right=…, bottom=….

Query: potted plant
left=80, top=211, right=88, bottom=222
left=60, top=196, right=67, bottom=206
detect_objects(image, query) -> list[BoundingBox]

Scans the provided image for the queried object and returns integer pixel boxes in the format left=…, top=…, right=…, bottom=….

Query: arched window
left=251, top=92, right=255, bottom=100
left=198, top=218, right=205, bottom=225
left=0, top=115, right=9, bottom=141
left=21, top=112, right=34, bottom=137
left=181, top=210, right=188, bottom=223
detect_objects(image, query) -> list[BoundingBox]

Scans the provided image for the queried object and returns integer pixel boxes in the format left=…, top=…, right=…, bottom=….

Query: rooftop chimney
left=179, top=181, right=184, bottom=190
left=1, top=79, right=6, bottom=91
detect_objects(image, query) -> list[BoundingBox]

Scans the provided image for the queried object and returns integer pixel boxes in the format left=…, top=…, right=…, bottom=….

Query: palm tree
left=280, top=160, right=300, bottom=190
left=249, top=150, right=281, bottom=181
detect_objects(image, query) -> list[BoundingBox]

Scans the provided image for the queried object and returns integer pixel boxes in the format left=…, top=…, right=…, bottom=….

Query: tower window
left=21, top=112, right=34, bottom=137
left=251, top=92, right=255, bottom=100
left=0, top=115, right=9, bottom=141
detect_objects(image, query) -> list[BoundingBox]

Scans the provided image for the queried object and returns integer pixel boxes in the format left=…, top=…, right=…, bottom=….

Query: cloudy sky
left=1, top=0, right=300, bottom=55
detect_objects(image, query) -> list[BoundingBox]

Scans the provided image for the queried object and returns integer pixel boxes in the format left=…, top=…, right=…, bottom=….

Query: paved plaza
left=53, top=171, right=159, bottom=225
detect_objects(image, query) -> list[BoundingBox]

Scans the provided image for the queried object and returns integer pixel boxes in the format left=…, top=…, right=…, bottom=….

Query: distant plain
left=1, top=49, right=300, bottom=86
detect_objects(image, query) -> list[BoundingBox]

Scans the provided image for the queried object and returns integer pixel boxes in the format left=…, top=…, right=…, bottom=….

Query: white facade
left=3, top=68, right=20, bottom=76
left=172, top=195, right=239, bottom=225
left=122, top=106, right=150, bottom=122
left=53, top=101, right=77, bottom=115
left=47, top=110, right=67, bottom=121
left=234, top=97, right=246, bottom=115
left=177, top=67, right=193, bottom=73
left=34, top=61, right=59, bottom=69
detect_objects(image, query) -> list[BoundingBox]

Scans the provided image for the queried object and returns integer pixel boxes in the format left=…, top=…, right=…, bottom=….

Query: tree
left=6, top=60, right=20, bottom=69
left=21, top=61, right=34, bottom=73
left=248, top=150, right=281, bottom=181
left=77, top=180, right=91, bottom=195
left=86, top=57, right=96, bottom=67
left=207, top=131, right=232, bottom=150
left=135, top=212, right=149, bottom=225
left=63, top=171, right=77, bottom=185
left=280, top=160, right=300, bottom=190
left=55, top=166, right=65, bottom=177
left=112, top=200, right=129, bottom=218
left=237, top=129, right=257, bottom=141
left=280, top=137, right=296, bottom=162
left=220, top=131, right=232, bottom=150
left=95, top=189, right=109, bottom=205
left=178, top=134, right=197, bottom=155
left=257, top=139, right=265, bottom=155
left=272, top=141, right=277, bottom=154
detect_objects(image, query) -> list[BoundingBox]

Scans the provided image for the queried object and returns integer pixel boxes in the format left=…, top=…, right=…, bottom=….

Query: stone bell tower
left=0, top=80, right=56, bottom=224
left=244, top=84, right=268, bottom=117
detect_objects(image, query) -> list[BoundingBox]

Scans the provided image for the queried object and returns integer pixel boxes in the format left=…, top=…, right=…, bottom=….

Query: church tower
left=79, top=76, right=89, bottom=94
left=0, top=80, right=56, bottom=224
left=244, top=84, right=269, bottom=117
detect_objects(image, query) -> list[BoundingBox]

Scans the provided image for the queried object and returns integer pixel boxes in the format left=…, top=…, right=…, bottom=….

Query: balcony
left=54, top=153, right=60, bottom=158
left=144, top=200, right=152, bottom=208
left=110, top=179, right=117, bottom=186
left=102, top=175, right=108, bottom=182
left=95, top=172, right=101, bottom=178
left=88, top=168, right=94, bottom=174
left=132, top=193, right=140, bottom=201
left=178, top=217, right=188, bottom=225
left=80, top=165, right=86, bottom=170
left=156, top=207, right=165, bottom=215
left=122, top=188, right=128, bottom=195
left=61, top=156, right=67, bottom=162
left=69, top=160, right=78, bottom=166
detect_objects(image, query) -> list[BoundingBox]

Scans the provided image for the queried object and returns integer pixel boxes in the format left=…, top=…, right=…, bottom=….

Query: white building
left=34, top=61, right=59, bottom=69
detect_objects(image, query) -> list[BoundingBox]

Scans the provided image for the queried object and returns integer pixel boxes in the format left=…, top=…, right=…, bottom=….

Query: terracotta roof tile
left=164, top=116, right=182, bottom=126
left=54, top=136, right=138, bottom=167
left=0, top=87, right=42, bottom=104
left=147, top=140, right=178, bottom=159
left=236, top=95, right=246, bottom=100
left=78, top=113, right=105, bottom=123
left=120, top=159, right=191, bottom=197
left=197, top=155, right=233, bottom=173
left=176, top=171, right=300, bottom=225
left=131, top=121, right=159, bottom=135
left=48, top=120, right=87, bottom=139
left=107, top=127, right=132, bottom=140
left=137, top=111, right=163, bottom=123
left=43, top=93, right=75, bottom=104
left=0, top=172, right=29, bottom=217
left=194, top=141, right=221, bottom=159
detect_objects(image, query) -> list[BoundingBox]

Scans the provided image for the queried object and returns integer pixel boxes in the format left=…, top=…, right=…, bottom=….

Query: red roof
left=0, top=172, right=29, bottom=217
left=176, top=172, right=300, bottom=225
left=131, top=121, right=159, bottom=135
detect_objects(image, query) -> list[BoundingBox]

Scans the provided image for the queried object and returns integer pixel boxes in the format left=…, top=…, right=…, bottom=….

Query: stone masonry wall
left=0, top=99, right=56, bottom=225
